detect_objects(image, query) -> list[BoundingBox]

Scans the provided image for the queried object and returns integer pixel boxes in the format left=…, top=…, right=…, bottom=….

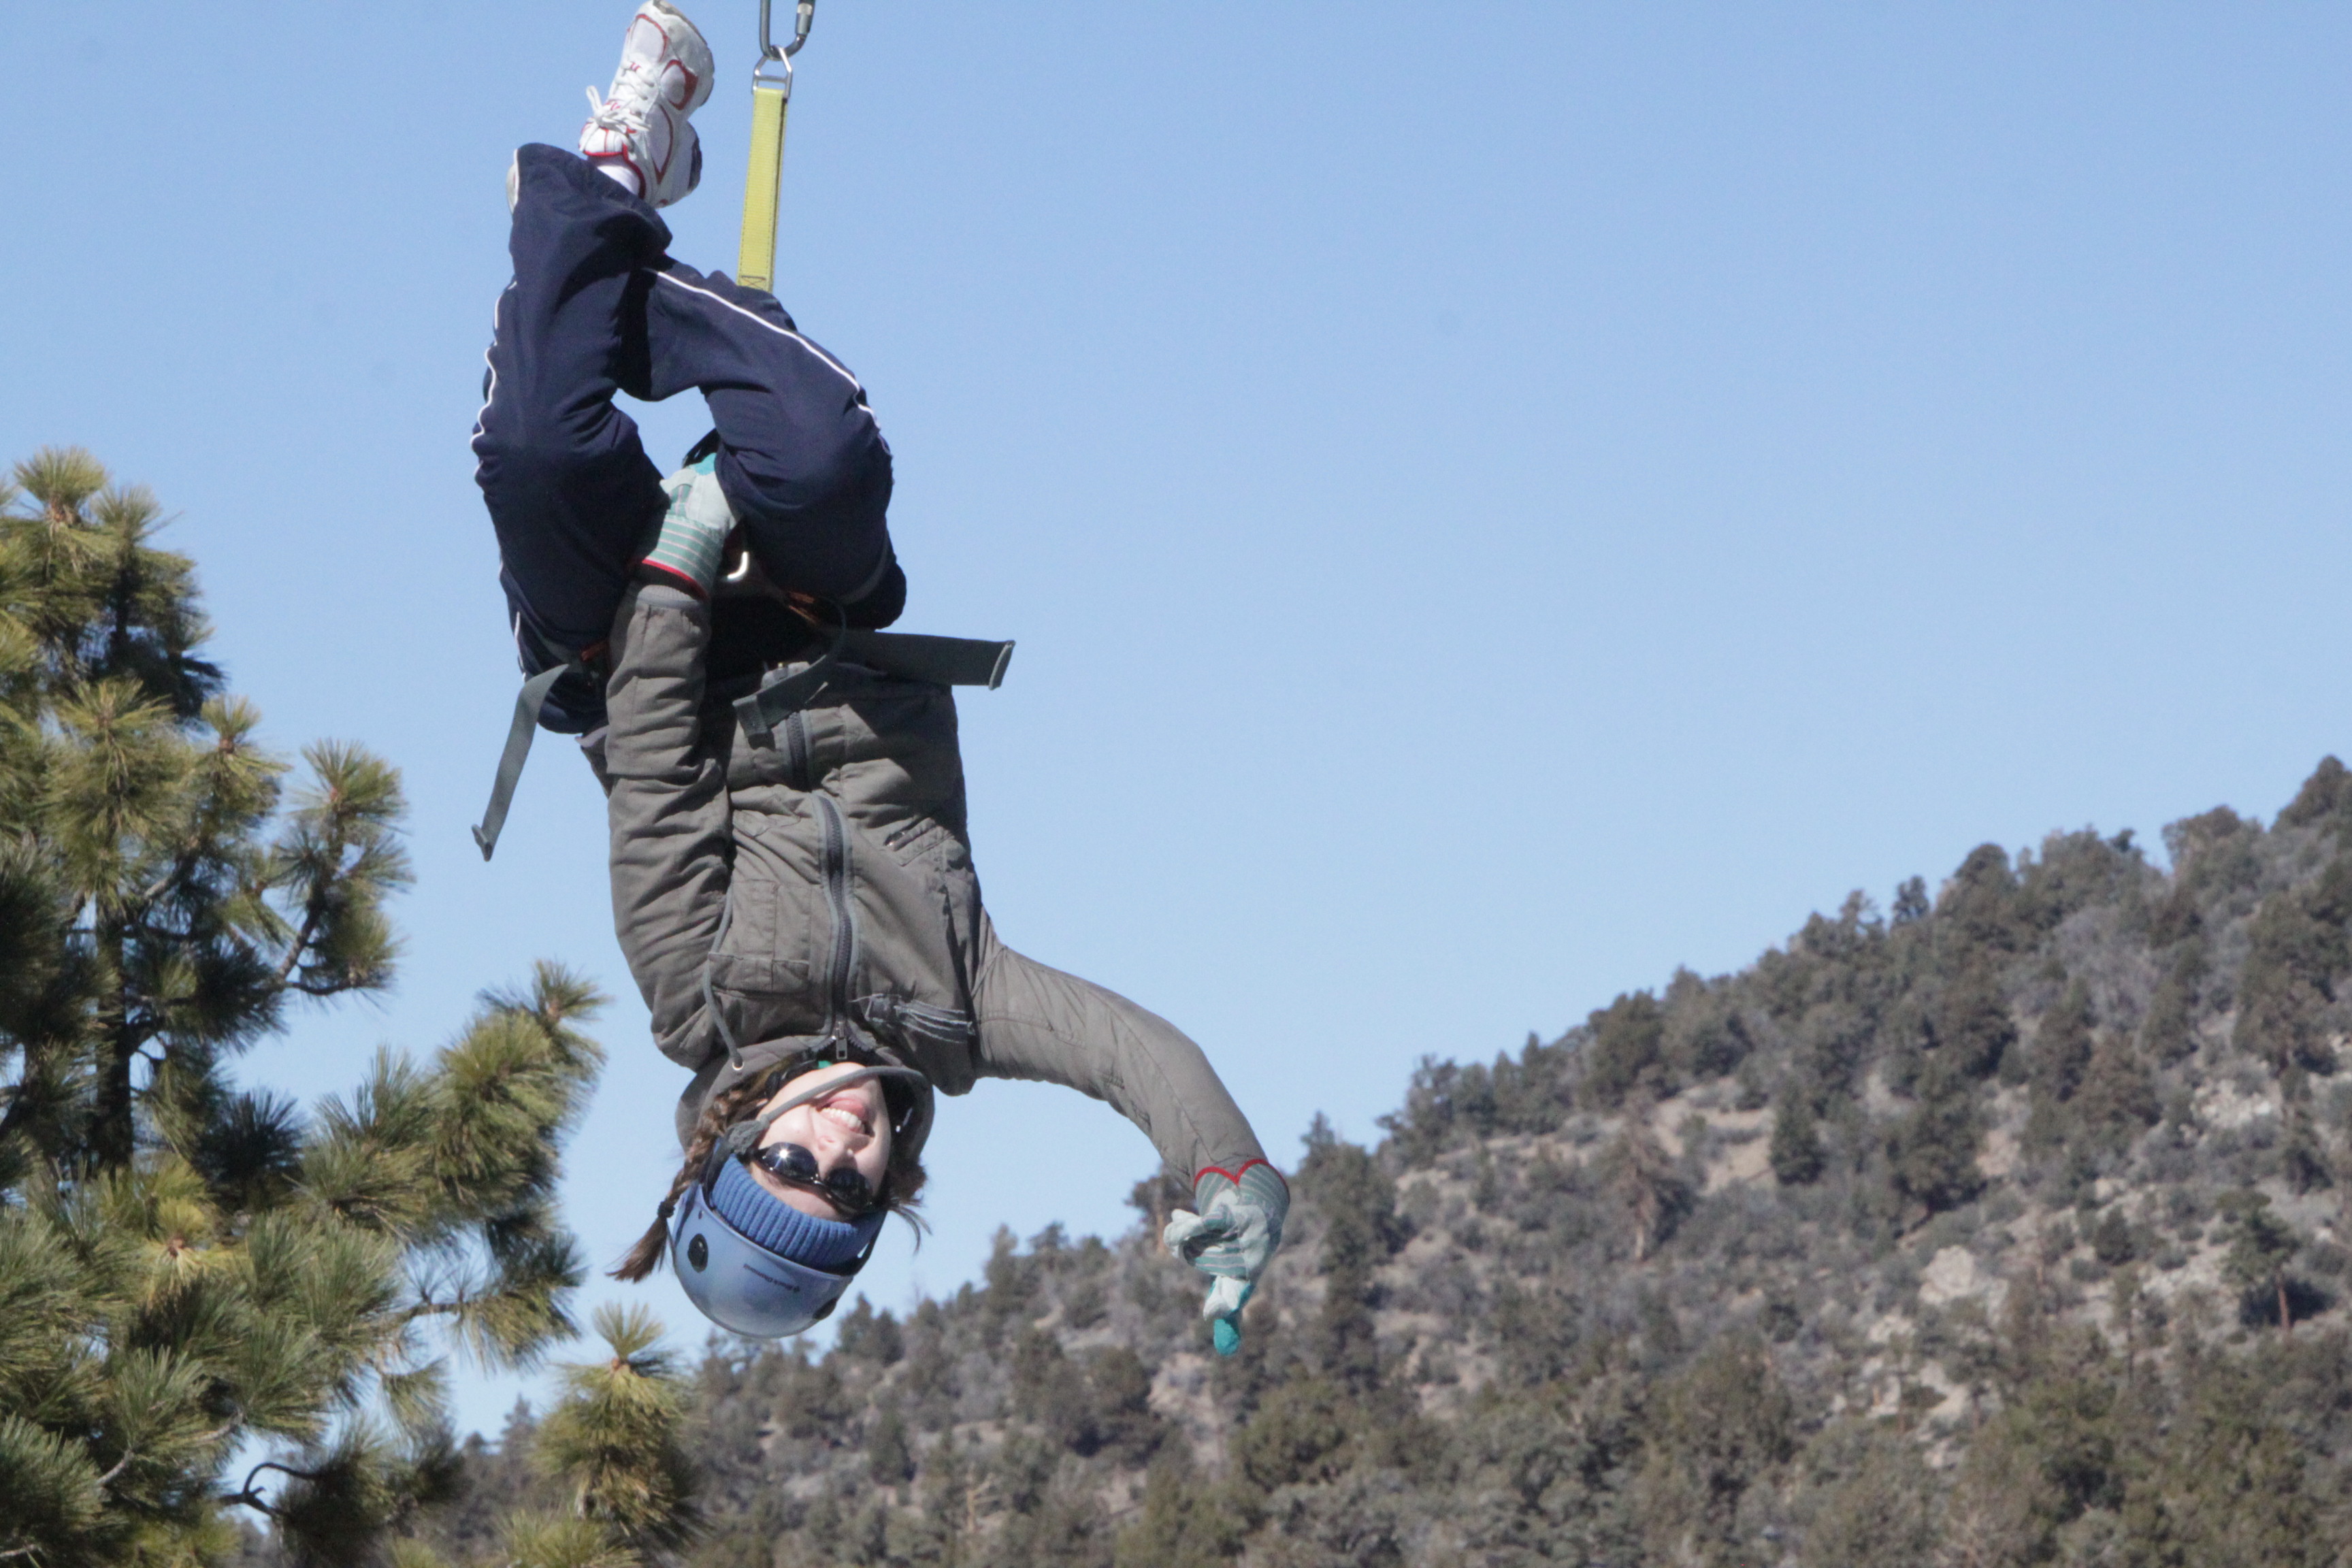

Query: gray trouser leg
left=968, top=911, right=1265, bottom=1181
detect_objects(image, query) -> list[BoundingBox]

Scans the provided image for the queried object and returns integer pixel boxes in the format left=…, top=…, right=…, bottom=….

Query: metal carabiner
left=753, top=0, right=812, bottom=91
left=758, top=0, right=815, bottom=63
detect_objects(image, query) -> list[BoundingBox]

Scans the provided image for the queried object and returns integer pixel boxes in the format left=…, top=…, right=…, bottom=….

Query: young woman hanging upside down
left=468, top=1, right=1286, bottom=1348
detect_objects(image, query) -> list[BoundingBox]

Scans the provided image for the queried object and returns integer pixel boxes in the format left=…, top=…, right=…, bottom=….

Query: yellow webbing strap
left=737, top=80, right=789, bottom=293
left=739, top=0, right=811, bottom=294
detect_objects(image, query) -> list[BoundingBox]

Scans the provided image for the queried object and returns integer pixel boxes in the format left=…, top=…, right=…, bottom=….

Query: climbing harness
left=738, top=0, right=814, bottom=293
left=734, top=627, right=1015, bottom=745
left=472, top=623, right=1013, bottom=860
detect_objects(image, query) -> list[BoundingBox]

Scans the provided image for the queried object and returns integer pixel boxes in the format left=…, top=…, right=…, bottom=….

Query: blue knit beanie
left=708, top=1157, right=886, bottom=1269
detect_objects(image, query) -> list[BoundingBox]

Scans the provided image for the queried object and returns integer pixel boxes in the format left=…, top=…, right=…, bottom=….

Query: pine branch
left=532, top=1305, right=699, bottom=1554
left=224, top=1456, right=329, bottom=1518
left=271, top=906, right=327, bottom=988
left=0, top=1092, right=31, bottom=1148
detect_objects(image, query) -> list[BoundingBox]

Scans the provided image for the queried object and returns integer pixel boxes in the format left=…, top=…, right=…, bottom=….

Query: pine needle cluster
left=0, top=451, right=696, bottom=1566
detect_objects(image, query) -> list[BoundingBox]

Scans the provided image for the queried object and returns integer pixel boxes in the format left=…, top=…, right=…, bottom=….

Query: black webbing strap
left=732, top=627, right=1015, bottom=745
left=472, top=660, right=583, bottom=861
left=843, top=630, right=1015, bottom=689
left=734, top=616, right=849, bottom=745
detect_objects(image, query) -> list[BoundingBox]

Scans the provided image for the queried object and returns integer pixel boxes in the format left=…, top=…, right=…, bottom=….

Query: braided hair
left=610, top=1072, right=929, bottom=1282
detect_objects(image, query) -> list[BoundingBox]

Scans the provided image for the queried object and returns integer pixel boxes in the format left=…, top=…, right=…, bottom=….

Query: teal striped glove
left=637, top=453, right=734, bottom=597
left=1162, top=1162, right=1288, bottom=1356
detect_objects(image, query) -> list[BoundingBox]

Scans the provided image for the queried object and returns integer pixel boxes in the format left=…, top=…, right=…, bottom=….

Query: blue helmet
left=670, top=1056, right=932, bottom=1339
left=670, top=1160, right=883, bottom=1337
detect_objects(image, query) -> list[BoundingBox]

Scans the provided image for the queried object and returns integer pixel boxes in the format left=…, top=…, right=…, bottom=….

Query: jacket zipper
left=813, top=793, right=858, bottom=1037
left=784, top=707, right=813, bottom=791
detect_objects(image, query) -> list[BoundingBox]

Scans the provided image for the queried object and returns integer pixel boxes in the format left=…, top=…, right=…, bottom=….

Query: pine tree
left=0, top=450, right=410, bottom=1175
left=1113, top=1452, right=1252, bottom=1568
left=1294, top=1115, right=1407, bottom=1390
left=2276, top=755, right=2351, bottom=833
left=1632, top=1335, right=1795, bottom=1566
left=2137, top=947, right=2202, bottom=1066
left=1601, top=1095, right=1690, bottom=1261
left=1886, top=1058, right=1982, bottom=1216
left=2023, top=980, right=2096, bottom=1152
left=0, top=450, right=685, bottom=1565
left=2218, top=1190, right=2304, bottom=1335
left=1768, top=1086, right=1825, bottom=1186
left=508, top=1305, right=699, bottom=1560
left=2032, top=981, right=2096, bottom=1105
left=2281, top=1098, right=2332, bottom=1196
left=1942, top=844, right=2025, bottom=952
left=2073, top=1032, right=2160, bottom=1152
left=1580, top=990, right=1667, bottom=1109
left=2233, top=855, right=2352, bottom=1075
left=1936, top=953, right=2019, bottom=1081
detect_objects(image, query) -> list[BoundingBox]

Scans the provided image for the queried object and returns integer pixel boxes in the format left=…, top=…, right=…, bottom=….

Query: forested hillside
left=404, top=758, right=2352, bottom=1567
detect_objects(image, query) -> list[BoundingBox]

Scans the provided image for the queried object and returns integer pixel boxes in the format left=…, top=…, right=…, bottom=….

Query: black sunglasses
left=751, top=1141, right=881, bottom=1216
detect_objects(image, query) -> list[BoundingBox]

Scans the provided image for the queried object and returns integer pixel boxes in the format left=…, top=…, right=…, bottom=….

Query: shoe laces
left=584, top=59, right=668, bottom=137
left=585, top=88, right=644, bottom=140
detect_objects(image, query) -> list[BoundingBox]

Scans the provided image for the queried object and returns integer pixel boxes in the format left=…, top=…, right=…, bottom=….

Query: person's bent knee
left=719, top=435, right=894, bottom=600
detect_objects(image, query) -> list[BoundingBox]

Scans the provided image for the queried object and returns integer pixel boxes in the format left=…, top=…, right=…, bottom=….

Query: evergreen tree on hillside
left=2023, top=980, right=2097, bottom=1152
left=1294, top=1115, right=1407, bottom=1390
left=1940, top=844, right=2026, bottom=952
left=1885, top=1056, right=1982, bottom=1216
left=2219, top=1190, right=2306, bottom=1335
left=1633, top=1335, right=1795, bottom=1566
left=0, top=451, right=689, bottom=1566
left=2073, top=1030, right=2160, bottom=1154
left=2138, top=947, right=2203, bottom=1066
left=1768, top=1088, right=1825, bottom=1187
left=2278, top=756, right=2352, bottom=833
left=1602, top=1096, right=1691, bottom=1260
left=2034, top=981, right=2096, bottom=1105
left=1580, top=990, right=1666, bottom=1108
left=2234, top=855, right=2352, bottom=1076
left=1935, top=952, right=2018, bottom=1082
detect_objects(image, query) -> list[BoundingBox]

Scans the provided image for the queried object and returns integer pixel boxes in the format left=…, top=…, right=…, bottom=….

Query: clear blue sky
left=11, top=3, right=2348, bottom=1437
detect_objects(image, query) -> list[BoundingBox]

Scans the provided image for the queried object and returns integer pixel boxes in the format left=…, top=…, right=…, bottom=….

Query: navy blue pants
left=473, top=144, right=898, bottom=732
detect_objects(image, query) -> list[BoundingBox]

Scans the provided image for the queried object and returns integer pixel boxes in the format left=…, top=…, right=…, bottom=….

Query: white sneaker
left=578, top=2, right=714, bottom=208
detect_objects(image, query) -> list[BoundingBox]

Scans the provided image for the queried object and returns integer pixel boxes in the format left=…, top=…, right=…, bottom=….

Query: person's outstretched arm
left=968, top=920, right=1287, bottom=1352
left=968, top=919, right=1265, bottom=1181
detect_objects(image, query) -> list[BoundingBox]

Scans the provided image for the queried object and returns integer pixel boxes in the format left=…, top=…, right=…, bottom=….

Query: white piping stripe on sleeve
left=468, top=281, right=517, bottom=470
left=652, top=270, right=868, bottom=399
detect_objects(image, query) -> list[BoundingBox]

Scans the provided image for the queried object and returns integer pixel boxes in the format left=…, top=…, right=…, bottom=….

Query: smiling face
left=749, top=1062, right=896, bottom=1219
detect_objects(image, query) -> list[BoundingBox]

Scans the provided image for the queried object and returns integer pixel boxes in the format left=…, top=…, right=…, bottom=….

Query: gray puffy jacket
left=600, top=581, right=1268, bottom=1183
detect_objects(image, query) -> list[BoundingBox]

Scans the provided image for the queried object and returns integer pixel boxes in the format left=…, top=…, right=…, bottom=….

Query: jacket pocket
left=847, top=811, right=978, bottom=1068
left=708, top=806, right=823, bottom=1005
left=879, top=815, right=949, bottom=871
